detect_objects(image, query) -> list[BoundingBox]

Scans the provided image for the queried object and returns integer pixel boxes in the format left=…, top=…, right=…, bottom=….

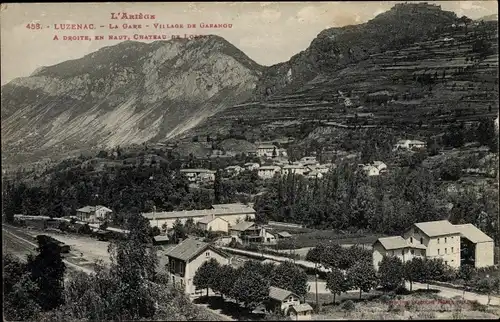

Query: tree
left=326, top=268, right=348, bottom=303
left=172, top=219, right=186, bottom=243
left=347, top=261, right=378, bottom=299
left=214, top=170, right=223, bottom=204
left=27, top=235, right=67, bottom=311
left=211, top=264, right=240, bottom=299
left=3, top=254, right=41, bottom=320
left=404, top=258, right=425, bottom=291
left=193, top=258, right=221, bottom=297
left=419, top=258, right=446, bottom=289
left=270, top=261, right=308, bottom=298
left=306, top=244, right=325, bottom=264
left=378, top=256, right=405, bottom=291
left=473, top=276, right=500, bottom=306
left=232, top=270, right=270, bottom=310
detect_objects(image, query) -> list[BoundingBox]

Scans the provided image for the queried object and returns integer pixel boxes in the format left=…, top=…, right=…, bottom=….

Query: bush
left=341, top=300, right=355, bottom=312
left=379, top=294, right=391, bottom=303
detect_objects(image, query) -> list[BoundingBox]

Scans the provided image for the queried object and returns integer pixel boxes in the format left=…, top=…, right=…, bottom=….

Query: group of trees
left=441, top=118, right=498, bottom=152
left=254, top=162, right=445, bottom=235
left=193, top=259, right=308, bottom=312
left=4, top=214, right=216, bottom=321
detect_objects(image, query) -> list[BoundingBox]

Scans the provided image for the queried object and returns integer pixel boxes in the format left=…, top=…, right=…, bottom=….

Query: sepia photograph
left=1, top=1, right=499, bottom=320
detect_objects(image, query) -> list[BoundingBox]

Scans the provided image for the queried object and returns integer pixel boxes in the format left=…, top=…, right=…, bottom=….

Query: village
left=6, top=133, right=499, bottom=320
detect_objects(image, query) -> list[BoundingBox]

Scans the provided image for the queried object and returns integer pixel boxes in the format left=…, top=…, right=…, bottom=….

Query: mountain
left=1, top=35, right=263, bottom=165
left=255, top=2, right=459, bottom=97
left=176, top=3, right=498, bottom=157
left=477, top=14, right=498, bottom=22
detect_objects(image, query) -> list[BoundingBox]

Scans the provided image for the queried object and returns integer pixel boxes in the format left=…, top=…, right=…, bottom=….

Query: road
left=218, top=246, right=332, bottom=273
left=221, top=246, right=500, bottom=306
left=406, top=281, right=500, bottom=306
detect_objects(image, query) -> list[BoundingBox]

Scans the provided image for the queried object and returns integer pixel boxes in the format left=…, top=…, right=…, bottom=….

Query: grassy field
left=273, top=230, right=382, bottom=250
left=310, top=290, right=500, bottom=320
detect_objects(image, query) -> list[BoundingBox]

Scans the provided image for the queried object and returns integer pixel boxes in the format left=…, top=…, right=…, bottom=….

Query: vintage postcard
left=1, top=2, right=499, bottom=321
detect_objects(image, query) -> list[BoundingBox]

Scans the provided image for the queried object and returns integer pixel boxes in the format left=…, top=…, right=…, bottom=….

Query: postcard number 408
left=26, top=23, right=42, bottom=30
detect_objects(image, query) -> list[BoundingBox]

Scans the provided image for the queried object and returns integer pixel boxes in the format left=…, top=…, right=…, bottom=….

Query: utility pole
left=315, top=262, right=319, bottom=312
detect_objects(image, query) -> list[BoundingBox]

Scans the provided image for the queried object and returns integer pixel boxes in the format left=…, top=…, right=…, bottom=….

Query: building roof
left=454, top=224, right=493, bottom=243
left=142, top=204, right=255, bottom=220
left=291, top=303, right=314, bottom=313
left=230, top=221, right=255, bottom=231
left=259, top=166, right=281, bottom=171
left=269, top=286, right=297, bottom=302
left=154, top=235, right=170, bottom=242
left=277, top=231, right=292, bottom=238
left=76, top=205, right=112, bottom=213
left=164, top=238, right=226, bottom=261
left=180, top=168, right=216, bottom=174
left=257, top=144, right=276, bottom=149
left=198, top=215, right=228, bottom=225
left=283, top=164, right=305, bottom=169
left=414, top=220, right=459, bottom=237
left=375, top=236, right=409, bottom=250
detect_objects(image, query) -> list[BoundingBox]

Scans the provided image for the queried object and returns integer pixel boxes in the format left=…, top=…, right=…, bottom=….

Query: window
left=445, top=261, right=448, bottom=265
left=445, top=248, right=447, bottom=254
left=410, top=237, right=413, bottom=243
left=401, top=250, right=404, bottom=255
left=438, top=249, right=440, bottom=255
left=438, top=238, right=440, bottom=244
left=206, top=251, right=210, bottom=257
left=420, top=237, right=423, bottom=244
left=445, top=237, right=447, bottom=243
left=421, top=250, right=425, bottom=256
left=451, top=247, right=454, bottom=253
left=411, top=250, right=415, bottom=255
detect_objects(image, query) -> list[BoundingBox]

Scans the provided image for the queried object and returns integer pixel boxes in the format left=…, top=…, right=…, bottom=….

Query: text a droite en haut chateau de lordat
left=25, top=12, right=234, bottom=42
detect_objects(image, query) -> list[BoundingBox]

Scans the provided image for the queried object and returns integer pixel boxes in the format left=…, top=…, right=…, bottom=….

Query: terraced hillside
left=178, top=19, right=498, bottom=154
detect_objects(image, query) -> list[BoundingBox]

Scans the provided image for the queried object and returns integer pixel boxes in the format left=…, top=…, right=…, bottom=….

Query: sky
left=1, top=1, right=498, bottom=85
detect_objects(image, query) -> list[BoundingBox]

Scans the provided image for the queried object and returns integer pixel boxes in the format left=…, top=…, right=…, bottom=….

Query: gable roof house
left=373, top=220, right=494, bottom=270
left=76, top=205, right=113, bottom=223
left=165, top=238, right=230, bottom=295
left=266, top=286, right=302, bottom=314
left=197, top=214, right=229, bottom=233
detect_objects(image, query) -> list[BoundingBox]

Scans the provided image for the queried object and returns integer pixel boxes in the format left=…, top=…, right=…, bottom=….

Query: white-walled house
left=244, top=162, right=260, bottom=171
left=143, top=203, right=255, bottom=230
left=393, top=139, right=427, bottom=151
left=165, top=238, right=230, bottom=295
left=197, top=214, right=229, bottom=233
left=281, top=164, right=306, bottom=176
left=257, top=144, right=277, bottom=158
left=373, top=220, right=494, bottom=270
left=180, top=169, right=216, bottom=183
left=76, top=205, right=113, bottom=223
left=258, top=166, right=281, bottom=179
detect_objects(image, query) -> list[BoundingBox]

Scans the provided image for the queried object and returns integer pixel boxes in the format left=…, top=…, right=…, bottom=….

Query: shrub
left=341, top=300, right=355, bottom=312
left=379, top=294, right=391, bottom=303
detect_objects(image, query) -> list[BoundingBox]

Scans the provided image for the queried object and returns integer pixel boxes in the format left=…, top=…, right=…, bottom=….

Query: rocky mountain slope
left=1, top=35, right=263, bottom=165
left=175, top=3, right=498, bottom=157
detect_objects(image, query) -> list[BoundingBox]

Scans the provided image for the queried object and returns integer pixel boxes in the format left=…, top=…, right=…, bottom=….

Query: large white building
left=373, top=220, right=494, bottom=270
left=258, top=165, right=281, bottom=179
left=142, top=203, right=255, bottom=231
left=179, top=169, right=216, bottom=183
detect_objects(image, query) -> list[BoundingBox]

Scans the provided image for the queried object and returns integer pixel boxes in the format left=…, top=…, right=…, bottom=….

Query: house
left=153, top=235, right=170, bottom=245
left=299, top=156, right=318, bottom=166
left=266, top=286, right=301, bottom=314
left=197, top=214, right=229, bottom=233
left=372, top=161, right=387, bottom=172
left=257, top=144, right=277, bottom=158
left=454, top=224, right=494, bottom=268
left=180, top=169, right=216, bottom=183
left=165, top=238, right=230, bottom=295
left=361, top=165, right=380, bottom=176
left=229, top=221, right=263, bottom=243
left=373, top=220, right=494, bottom=270
left=225, top=165, right=243, bottom=176
left=258, top=165, right=281, bottom=179
left=393, top=139, right=427, bottom=151
left=76, top=205, right=113, bottom=223
left=142, top=203, right=255, bottom=230
left=282, top=164, right=306, bottom=176
left=306, top=170, right=323, bottom=180
left=289, top=303, right=314, bottom=320
left=244, top=162, right=260, bottom=171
